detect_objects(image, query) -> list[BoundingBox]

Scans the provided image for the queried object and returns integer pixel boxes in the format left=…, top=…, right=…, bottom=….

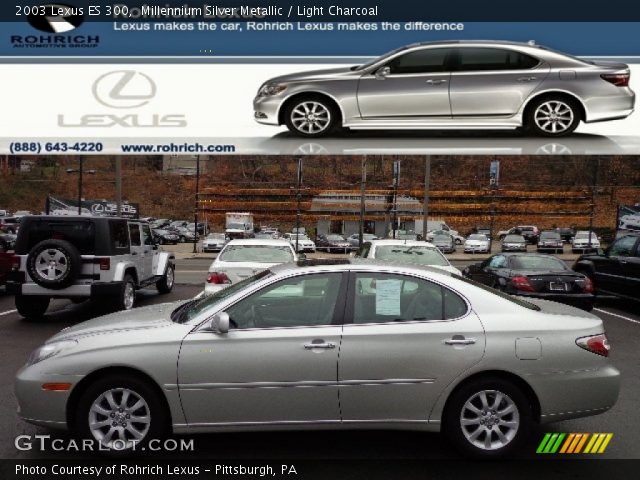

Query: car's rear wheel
left=15, top=295, right=50, bottom=320
left=444, top=377, right=532, bottom=458
left=75, top=374, right=167, bottom=455
left=156, top=265, right=175, bottom=294
left=284, top=95, right=339, bottom=137
left=526, top=96, right=580, bottom=137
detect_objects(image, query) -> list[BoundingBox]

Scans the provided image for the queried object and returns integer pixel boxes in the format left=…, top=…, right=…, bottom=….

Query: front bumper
left=253, top=95, right=283, bottom=126
left=15, top=365, right=81, bottom=430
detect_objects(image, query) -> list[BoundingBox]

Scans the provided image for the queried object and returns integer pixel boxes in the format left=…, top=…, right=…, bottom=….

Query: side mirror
left=375, top=66, right=391, bottom=80
left=210, top=312, right=230, bottom=334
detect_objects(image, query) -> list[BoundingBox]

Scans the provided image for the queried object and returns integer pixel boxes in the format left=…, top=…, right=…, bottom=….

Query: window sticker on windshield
left=375, top=279, right=402, bottom=316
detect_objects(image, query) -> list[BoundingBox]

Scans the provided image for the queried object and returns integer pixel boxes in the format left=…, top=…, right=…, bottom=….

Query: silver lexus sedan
left=16, top=260, right=619, bottom=458
left=254, top=40, right=635, bottom=138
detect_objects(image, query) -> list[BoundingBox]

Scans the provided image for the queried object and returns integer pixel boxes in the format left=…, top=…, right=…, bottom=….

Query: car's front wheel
left=75, top=374, right=167, bottom=455
left=443, top=377, right=532, bottom=458
left=526, top=96, right=580, bottom=137
left=284, top=95, right=339, bottom=137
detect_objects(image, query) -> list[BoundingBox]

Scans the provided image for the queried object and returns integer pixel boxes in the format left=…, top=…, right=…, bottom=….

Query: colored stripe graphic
left=538, top=433, right=613, bottom=454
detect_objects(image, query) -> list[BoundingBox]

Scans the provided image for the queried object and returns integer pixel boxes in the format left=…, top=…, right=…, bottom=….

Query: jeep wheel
left=156, top=265, right=175, bottom=294
left=117, top=274, right=136, bottom=311
left=15, top=295, right=50, bottom=320
left=26, top=239, right=81, bottom=290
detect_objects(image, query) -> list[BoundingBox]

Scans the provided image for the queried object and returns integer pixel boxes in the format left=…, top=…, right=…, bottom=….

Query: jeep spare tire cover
left=26, top=239, right=82, bottom=289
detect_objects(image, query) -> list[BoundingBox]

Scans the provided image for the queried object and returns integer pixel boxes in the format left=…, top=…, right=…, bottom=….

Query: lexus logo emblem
left=28, top=4, right=84, bottom=33
left=92, top=70, right=157, bottom=109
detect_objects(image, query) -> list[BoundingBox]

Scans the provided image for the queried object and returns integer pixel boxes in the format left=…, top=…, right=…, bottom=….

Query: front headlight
left=258, top=83, right=288, bottom=97
left=26, top=340, right=77, bottom=366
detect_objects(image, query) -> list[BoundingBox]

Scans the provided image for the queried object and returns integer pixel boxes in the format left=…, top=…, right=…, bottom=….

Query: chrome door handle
left=444, top=338, right=476, bottom=346
left=304, top=342, right=336, bottom=349
left=426, top=79, right=447, bottom=85
left=517, top=76, right=537, bottom=82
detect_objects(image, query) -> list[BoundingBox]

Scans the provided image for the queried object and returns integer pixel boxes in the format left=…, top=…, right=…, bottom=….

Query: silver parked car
left=254, top=40, right=634, bottom=138
left=16, top=260, right=619, bottom=458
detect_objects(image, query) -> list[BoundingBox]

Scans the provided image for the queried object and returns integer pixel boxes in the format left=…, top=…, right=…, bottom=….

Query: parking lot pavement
left=0, top=282, right=638, bottom=460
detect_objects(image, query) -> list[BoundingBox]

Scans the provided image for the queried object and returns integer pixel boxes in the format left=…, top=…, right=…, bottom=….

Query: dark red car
left=0, top=234, right=16, bottom=286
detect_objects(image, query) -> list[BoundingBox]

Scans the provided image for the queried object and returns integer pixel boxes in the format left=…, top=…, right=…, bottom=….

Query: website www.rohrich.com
left=121, top=142, right=236, bottom=154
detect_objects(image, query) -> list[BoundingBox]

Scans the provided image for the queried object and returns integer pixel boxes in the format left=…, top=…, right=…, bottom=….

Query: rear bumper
left=7, top=281, right=123, bottom=298
left=530, top=365, right=620, bottom=423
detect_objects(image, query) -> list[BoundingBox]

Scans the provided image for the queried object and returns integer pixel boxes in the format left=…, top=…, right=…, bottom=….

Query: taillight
left=207, top=272, right=231, bottom=285
left=601, top=73, right=630, bottom=87
left=10, top=256, right=20, bottom=270
left=576, top=333, right=610, bottom=357
left=99, top=258, right=110, bottom=271
left=511, top=275, right=535, bottom=292
left=582, top=277, right=594, bottom=294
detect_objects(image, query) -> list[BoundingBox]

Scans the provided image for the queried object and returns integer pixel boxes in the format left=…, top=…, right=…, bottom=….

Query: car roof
left=225, top=238, right=292, bottom=246
left=368, top=239, right=437, bottom=248
left=269, top=258, right=456, bottom=278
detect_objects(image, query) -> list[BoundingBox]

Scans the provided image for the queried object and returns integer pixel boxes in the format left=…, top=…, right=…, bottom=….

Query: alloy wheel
left=123, top=282, right=135, bottom=310
left=290, top=101, right=331, bottom=134
left=459, top=390, right=520, bottom=451
left=166, top=268, right=175, bottom=289
left=34, top=249, right=68, bottom=281
left=534, top=101, right=574, bottom=134
left=88, top=388, right=151, bottom=450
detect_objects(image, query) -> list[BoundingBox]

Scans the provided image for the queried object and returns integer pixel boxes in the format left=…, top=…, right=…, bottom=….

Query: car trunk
left=214, top=262, right=279, bottom=283
left=515, top=270, right=587, bottom=294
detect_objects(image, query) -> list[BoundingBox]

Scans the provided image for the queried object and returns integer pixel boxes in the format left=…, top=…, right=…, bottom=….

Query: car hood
left=47, top=302, right=179, bottom=342
left=266, top=66, right=356, bottom=84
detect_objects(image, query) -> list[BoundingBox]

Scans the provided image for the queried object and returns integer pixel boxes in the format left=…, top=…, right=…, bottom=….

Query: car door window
left=142, top=224, right=153, bottom=246
left=352, top=273, right=467, bottom=324
left=456, top=48, right=539, bottom=71
left=387, top=48, right=453, bottom=74
left=128, top=223, right=141, bottom=246
left=488, top=255, right=507, bottom=268
left=609, top=236, right=638, bottom=257
left=225, top=273, right=343, bottom=329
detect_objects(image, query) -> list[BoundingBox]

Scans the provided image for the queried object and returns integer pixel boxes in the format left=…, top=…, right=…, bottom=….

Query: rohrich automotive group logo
left=536, top=432, right=613, bottom=454
left=58, top=70, right=188, bottom=128
left=12, top=3, right=99, bottom=49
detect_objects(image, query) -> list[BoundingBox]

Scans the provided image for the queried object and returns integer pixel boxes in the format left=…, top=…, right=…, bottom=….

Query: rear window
left=25, top=220, right=96, bottom=254
left=219, top=245, right=294, bottom=263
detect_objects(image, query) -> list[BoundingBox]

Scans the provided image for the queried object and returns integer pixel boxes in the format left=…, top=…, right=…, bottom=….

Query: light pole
left=359, top=157, right=366, bottom=248
left=422, top=156, right=431, bottom=241
left=295, top=158, right=303, bottom=254
left=65, top=159, right=96, bottom=214
left=193, top=155, right=201, bottom=254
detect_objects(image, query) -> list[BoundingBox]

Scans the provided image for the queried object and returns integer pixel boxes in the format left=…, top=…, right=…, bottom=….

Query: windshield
left=172, top=271, right=272, bottom=323
left=540, top=232, right=560, bottom=239
left=511, top=255, right=567, bottom=270
left=327, top=235, right=346, bottom=241
left=469, top=234, right=487, bottom=241
left=227, top=223, right=246, bottom=230
left=504, top=235, right=524, bottom=242
left=575, top=232, right=595, bottom=239
left=219, top=245, right=294, bottom=263
left=433, top=235, right=451, bottom=242
left=374, top=245, right=449, bottom=267
left=208, top=233, right=225, bottom=239
left=291, top=235, right=310, bottom=240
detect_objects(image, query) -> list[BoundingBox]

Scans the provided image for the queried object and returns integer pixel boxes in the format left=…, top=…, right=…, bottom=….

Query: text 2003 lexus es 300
left=254, top=40, right=635, bottom=137
left=16, top=260, right=619, bottom=457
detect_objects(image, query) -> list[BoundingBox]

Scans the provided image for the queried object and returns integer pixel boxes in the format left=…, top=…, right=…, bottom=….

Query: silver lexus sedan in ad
left=254, top=40, right=635, bottom=138
left=16, top=260, right=619, bottom=458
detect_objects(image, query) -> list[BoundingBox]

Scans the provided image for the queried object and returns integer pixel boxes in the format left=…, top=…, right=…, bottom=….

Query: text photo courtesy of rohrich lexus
left=0, top=156, right=638, bottom=469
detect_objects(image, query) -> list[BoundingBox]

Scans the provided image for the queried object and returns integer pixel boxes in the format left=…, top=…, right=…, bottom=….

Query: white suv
left=6, top=216, right=175, bottom=319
